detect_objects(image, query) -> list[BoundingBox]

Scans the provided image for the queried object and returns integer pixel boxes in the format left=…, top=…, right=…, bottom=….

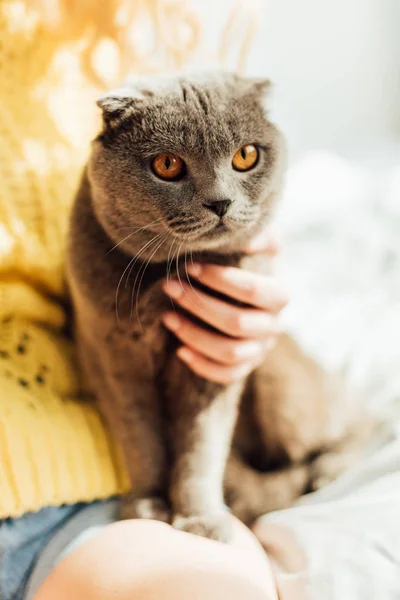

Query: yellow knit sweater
left=0, top=1, right=129, bottom=518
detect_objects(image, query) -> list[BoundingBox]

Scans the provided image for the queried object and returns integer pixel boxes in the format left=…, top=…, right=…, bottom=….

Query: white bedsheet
left=258, top=143, right=400, bottom=599
left=259, top=434, right=400, bottom=599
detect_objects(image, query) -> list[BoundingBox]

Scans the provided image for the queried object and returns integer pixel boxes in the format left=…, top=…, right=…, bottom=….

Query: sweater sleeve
left=0, top=0, right=129, bottom=518
left=0, top=282, right=129, bottom=519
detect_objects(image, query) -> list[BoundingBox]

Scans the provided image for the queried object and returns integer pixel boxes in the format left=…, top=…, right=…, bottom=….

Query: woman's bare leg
left=34, top=517, right=278, bottom=600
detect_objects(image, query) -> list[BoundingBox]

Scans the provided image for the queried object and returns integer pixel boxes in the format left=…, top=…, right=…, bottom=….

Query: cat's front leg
left=78, top=323, right=169, bottom=523
left=164, top=356, right=245, bottom=542
left=109, top=373, right=169, bottom=523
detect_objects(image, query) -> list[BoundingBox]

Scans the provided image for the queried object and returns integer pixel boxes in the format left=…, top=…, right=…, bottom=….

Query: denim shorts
left=0, top=499, right=119, bottom=600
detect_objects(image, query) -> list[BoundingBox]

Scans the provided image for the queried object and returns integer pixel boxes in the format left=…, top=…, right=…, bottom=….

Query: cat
left=67, top=71, right=371, bottom=541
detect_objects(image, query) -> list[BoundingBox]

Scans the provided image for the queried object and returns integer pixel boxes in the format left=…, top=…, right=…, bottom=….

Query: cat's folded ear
left=246, top=78, right=272, bottom=98
left=97, top=87, right=150, bottom=127
left=97, top=92, right=134, bottom=127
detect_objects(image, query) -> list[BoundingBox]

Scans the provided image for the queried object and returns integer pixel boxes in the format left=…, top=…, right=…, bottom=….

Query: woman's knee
left=34, top=518, right=274, bottom=600
left=33, top=520, right=172, bottom=600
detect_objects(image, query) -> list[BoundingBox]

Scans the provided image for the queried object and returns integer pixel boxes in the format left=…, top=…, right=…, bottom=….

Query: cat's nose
left=203, top=199, right=232, bottom=218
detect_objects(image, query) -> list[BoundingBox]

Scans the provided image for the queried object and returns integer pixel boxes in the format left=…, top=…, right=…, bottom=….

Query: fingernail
left=239, top=314, right=276, bottom=334
left=162, top=313, right=181, bottom=331
left=177, top=347, right=194, bottom=363
left=246, top=235, right=267, bottom=253
left=188, top=263, right=202, bottom=277
left=265, top=337, right=277, bottom=352
left=246, top=238, right=259, bottom=251
left=163, top=280, right=183, bottom=299
left=235, top=342, right=263, bottom=360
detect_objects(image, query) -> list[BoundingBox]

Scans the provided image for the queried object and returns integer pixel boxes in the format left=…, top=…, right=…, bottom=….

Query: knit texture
left=0, top=0, right=129, bottom=518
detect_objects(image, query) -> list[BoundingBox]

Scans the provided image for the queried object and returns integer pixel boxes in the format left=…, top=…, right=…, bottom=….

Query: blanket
left=257, top=142, right=400, bottom=599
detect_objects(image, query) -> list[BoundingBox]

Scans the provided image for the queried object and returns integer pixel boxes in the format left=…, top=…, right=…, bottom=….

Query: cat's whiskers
left=115, top=230, right=165, bottom=321
left=175, top=241, right=185, bottom=296
left=179, top=231, right=203, bottom=301
left=106, top=217, right=165, bottom=255
left=166, top=216, right=198, bottom=231
left=132, top=232, right=168, bottom=327
left=115, top=255, right=137, bottom=323
left=175, top=238, right=202, bottom=309
left=124, top=230, right=166, bottom=289
left=184, top=246, right=201, bottom=301
left=165, top=239, right=179, bottom=316
left=232, top=208, right=257, bottom=224
left=166, top=238, right=177, bottom=285
left=170, top=225, right=200, bottom=234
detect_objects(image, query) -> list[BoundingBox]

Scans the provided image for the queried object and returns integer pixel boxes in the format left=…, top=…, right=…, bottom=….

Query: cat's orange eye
left=152, top=153, right=185, bottom=181
left=232, top=144, right=259, bottom=172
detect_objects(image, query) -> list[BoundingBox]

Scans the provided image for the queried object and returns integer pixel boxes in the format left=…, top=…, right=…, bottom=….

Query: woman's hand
left=162, top=228, right=287, bottom=384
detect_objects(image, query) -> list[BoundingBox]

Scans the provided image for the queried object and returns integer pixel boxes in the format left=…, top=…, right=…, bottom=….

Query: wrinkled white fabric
left=259, top=143, right=400, bottom=599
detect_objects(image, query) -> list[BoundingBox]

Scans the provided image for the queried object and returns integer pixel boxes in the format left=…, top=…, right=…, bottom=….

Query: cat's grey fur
left=67, top=71, right=371, bottom=541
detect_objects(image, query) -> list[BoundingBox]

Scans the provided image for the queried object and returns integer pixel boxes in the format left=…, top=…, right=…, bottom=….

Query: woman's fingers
left=162, top=312, right=270, bottom=366
left=187, top=264, right=288, bottom=313
left=161, top=228, right=286, bottom=383
left=162, top=280, right=281, bottom=339
left=175, top=346, right=262, bottom=385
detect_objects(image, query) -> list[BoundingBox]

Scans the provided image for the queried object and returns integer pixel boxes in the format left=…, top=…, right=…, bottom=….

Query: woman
left=0, top=1, right=289, bottom=598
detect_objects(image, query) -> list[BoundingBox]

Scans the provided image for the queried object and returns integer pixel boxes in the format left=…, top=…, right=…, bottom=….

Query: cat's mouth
left=215, top=220, right=227, bottom=230
left=204, top=219, right=230, bottom=237
left=163, top=215, right=256, bottom=253
left=169, top=217, right=232, bottom=242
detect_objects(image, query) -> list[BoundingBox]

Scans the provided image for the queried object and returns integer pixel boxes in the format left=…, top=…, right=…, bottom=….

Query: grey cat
left=67, top=71, right=371, bottom=541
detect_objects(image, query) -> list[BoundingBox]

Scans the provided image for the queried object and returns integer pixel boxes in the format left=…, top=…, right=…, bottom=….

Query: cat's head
left=88, top=71, right=285, bottom=259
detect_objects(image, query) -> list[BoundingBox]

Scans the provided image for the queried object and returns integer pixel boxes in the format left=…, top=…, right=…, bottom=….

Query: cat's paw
left=228, top=492, right=259, bottom=525
left=120, top=495, right=170, bottom=523
left=225, top=482, right=259, bottom=524
left=172, top=513, right=232, bottom=543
